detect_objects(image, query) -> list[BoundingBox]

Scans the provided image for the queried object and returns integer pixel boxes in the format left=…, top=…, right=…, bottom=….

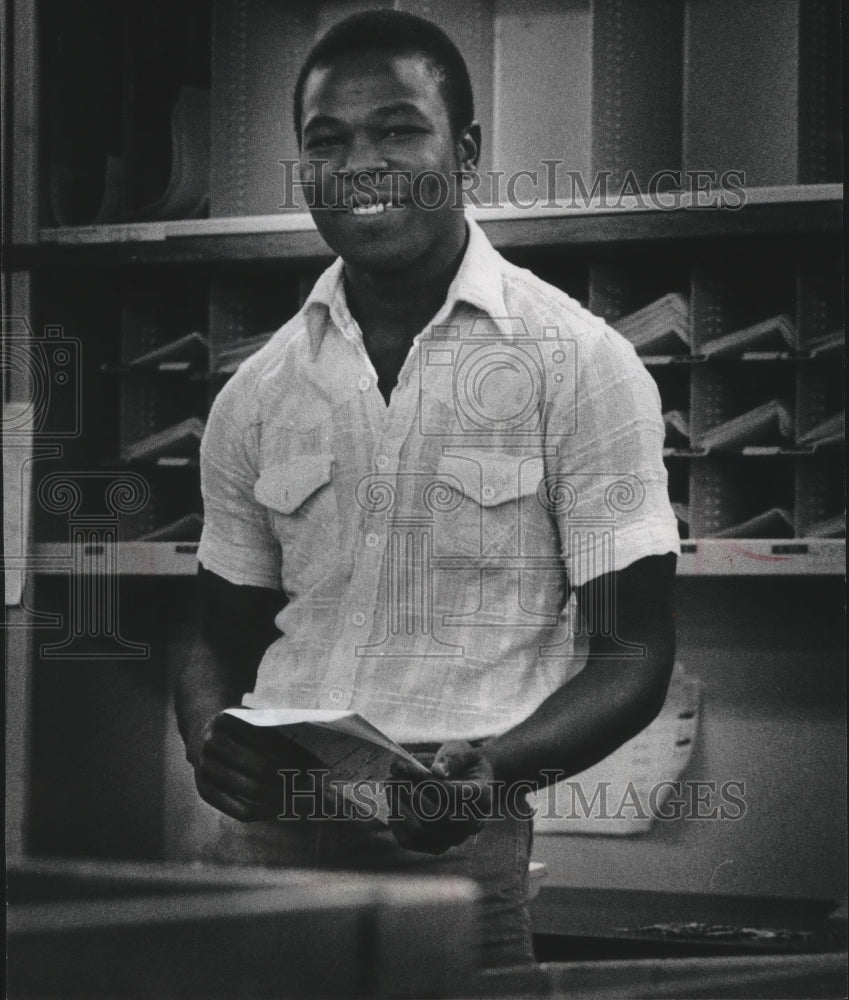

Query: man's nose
left=344, top=134, right=389, bottom=175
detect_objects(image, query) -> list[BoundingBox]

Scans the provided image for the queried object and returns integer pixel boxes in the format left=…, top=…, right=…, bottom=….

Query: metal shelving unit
left=6, top=183, right=841, bottom=267
left=30, top=537, right=846, bottom=578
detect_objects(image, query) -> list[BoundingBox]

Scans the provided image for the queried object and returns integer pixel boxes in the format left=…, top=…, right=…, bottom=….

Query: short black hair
left=293, top=9, right=474, bottom=142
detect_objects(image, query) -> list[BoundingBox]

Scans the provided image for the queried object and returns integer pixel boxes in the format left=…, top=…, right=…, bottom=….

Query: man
left=177, top=9, right=679, bottom=969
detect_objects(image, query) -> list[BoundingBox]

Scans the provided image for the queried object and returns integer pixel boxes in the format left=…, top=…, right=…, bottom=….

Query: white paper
left=223, top=707, right=430, bottom=824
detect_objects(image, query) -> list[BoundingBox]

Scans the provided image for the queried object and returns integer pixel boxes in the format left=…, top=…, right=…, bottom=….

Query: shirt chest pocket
left=430, top=451, right=550, bottom=558
left=254, top=455, right=340, bottom=586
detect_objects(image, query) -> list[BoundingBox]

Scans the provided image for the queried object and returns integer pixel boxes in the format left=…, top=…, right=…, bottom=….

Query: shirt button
left=328, top=688, right=343, bottom=705
left=375, top=454, right=390, bottom=470
left=358, top=375, right=371, bottom=392
left=365, top=532, right=380, bottom=548
left=482, top=485, right=496, bottom=501
left=351, top=612, right=366, bottom=626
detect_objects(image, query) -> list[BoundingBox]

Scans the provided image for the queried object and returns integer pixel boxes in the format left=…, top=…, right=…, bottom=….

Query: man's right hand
left=191, top=711, right=317, bottom=822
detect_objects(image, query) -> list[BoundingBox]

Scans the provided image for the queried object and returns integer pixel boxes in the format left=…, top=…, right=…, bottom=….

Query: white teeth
left=351, top=202, right=386, bottom=215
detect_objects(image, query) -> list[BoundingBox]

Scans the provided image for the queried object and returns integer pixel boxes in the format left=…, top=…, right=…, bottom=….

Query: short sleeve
left=197, top=373, right=282, bottom=589
left=547, top=326, right=680, bottom=588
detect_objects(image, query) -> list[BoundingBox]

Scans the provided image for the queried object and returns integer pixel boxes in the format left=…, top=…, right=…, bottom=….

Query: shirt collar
left=303, top=215, right=509, bottom=357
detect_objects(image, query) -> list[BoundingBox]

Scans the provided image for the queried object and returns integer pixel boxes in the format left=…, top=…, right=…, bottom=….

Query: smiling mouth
left=351, top=202, right=387, bottom=216
left=348, top=197, right=406, bottom=216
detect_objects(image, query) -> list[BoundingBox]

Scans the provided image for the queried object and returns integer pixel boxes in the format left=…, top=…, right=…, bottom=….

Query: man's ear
left=457, top=121, right=482, bottom=170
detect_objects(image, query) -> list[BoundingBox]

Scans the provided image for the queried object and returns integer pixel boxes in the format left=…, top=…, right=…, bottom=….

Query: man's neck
left=343, top=218, right=469, bottom=347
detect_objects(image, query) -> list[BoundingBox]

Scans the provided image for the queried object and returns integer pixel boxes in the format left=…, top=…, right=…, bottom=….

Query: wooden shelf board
left=9, top=185, right=842, bottom=267
left=676, top=539, right=845, bottom=576
left=30, top=539, right=844, bottom=577
left=32, top=542, right=199, bottom=576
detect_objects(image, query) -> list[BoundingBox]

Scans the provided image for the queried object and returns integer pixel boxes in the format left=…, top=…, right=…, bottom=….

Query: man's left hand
left=387, top=740, right=494, bottom=854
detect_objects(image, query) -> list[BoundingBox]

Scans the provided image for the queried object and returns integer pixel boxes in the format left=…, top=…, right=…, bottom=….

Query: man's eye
left=307, top=135, right=341, bottom=150
left=383, top=126, right=421, bottom=139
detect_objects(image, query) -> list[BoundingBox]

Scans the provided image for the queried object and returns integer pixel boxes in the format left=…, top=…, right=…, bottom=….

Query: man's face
left=299, top=50, right=469, bottom=272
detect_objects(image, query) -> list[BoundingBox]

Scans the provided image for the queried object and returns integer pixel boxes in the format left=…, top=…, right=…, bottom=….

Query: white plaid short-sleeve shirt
left=198, top=217, right=679, bottom=743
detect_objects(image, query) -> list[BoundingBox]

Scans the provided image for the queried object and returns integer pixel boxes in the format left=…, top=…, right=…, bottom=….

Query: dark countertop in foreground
left=531, top=886, right=847, bottom=962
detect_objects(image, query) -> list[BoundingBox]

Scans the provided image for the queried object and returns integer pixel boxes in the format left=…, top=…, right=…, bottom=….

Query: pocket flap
left=254, top=455, right=334, bottom=514
left=436, top=451, right=545, bottom=507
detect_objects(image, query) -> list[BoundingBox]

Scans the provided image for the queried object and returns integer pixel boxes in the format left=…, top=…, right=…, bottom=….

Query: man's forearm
left=177, top=568, right=283, bottom=766
left=481, top=554, right=678, bottom=789
left=480, top=640, right=674, bottom=790
left=175, top=637, right=247, bottom=766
